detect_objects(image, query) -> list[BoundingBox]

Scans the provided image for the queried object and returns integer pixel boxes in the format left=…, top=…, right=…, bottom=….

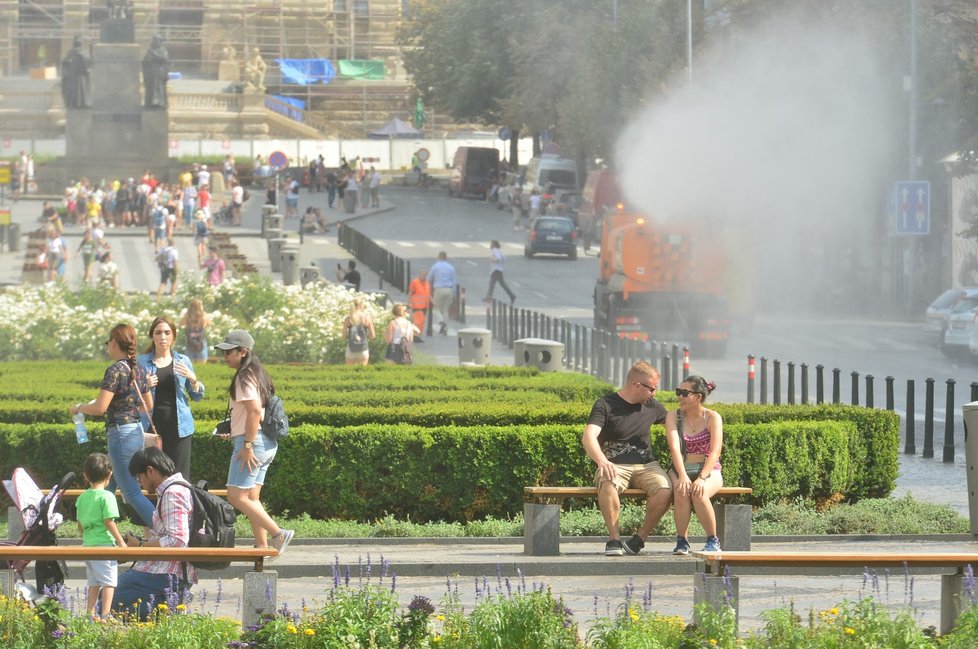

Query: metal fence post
left=971, top=381, right=978, bottom=403
left=747, top=355, right=755, bottom=404
left=682, top=346, right=690, bottom=380
left=923, top=378, right=934, bottom=458
left=905, top=379, right=915, bottom=455
left=671, top=345, right=680, bottom=391
left=801, top=363, right=809, bottom=405
left=885, top=376, right=894, bottom=411
left=760, top=357, right=768, bottom=404
left=772, top=359, right=781, bottom=406
left=816, top=364, right=824, bottom=404
left=663, top=355, right=672, bottom=392
left=944, top=379, right=956, bottom=463
left=865, top=375, right=874, bottom=408
left=850, top=371, right=859, bottom=406
left=832, top=368, right=841, bottom=404
left=787, top=362, right=795, bottom=405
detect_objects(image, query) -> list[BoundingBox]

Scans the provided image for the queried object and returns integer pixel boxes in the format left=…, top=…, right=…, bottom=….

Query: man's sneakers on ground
left=673, top=536, right=691, bottom=556
left=604, top=539, right=625, bottom=556
left=268, top=528, right=295, bottom=561
left=622, top=534, right=645, bottom=555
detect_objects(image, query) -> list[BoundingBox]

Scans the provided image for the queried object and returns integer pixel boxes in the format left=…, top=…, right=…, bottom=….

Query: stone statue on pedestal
left=142, top=34, right=170, bottom=108
left=61, top=36, right=92, bottom=108
left=245, top=47, right=267, bottom=91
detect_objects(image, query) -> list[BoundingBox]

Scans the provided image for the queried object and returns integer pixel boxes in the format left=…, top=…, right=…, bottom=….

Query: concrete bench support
left=715, top=503, right=752, bottom=552
left=523, top=503, right=561, bottom=556
left=693, top=570, right=739, bottom=629
left=941, top=570, right=971, bottom=635
left=243, top=570, right=278, bottom=628
left=1, top=568, right=15, bottom=598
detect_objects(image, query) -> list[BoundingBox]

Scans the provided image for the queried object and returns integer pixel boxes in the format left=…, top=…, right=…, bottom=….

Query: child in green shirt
left=76, top=452, right=127, bottom=619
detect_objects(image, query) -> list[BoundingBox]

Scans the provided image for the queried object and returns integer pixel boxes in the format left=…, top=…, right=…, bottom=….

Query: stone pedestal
left=523, top=503, right=560, bottom=556
left=57, top=40, right=173, bottom=182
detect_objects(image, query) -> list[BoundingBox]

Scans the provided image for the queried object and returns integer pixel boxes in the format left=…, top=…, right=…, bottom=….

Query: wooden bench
left=0, top=546, right=278, bottom=627
left=692, top=551, right=978, bottom=635
left=523, top=486, right=753, bottom=556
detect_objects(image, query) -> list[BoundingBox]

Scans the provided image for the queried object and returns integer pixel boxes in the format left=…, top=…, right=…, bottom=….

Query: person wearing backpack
left=214, top=330, right=295, bottom=559
left=342, top=298, right=375, bottom=365
left=112, top=447, right=195, bottom=621
left=155, top=238, right=179, bottom=300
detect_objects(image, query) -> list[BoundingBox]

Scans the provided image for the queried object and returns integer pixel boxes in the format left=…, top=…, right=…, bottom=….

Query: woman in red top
left=665, top=375, right=724, bottom=555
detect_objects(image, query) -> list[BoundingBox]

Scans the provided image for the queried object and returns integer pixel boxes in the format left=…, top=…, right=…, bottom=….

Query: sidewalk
left=48, top=535, right=978, bottom=633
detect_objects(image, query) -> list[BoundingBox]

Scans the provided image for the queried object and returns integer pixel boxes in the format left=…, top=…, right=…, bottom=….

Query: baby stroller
left=2, top=468, right=76, bottom=599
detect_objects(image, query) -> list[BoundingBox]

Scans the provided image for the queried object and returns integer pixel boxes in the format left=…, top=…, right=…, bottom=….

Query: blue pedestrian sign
left=895, top=181, right=929, bottom=235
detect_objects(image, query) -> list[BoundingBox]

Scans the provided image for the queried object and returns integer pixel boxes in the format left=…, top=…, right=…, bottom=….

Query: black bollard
left=773, top=359, right=781, bottom=405
left=923, top=378, right=934, bottom=458
left=801, top=363, right=809, bottom=405
left=747, top=355, right=756, bottom=404
left=971, top=382, right=978, bottom=403
left=851, top=371, right=859, bottom=406
left=905, top=379, right=915, bottom=455
left=672, top=345, right=680, bottom=392
left=832, top=368, right=841, bottom=404
left=816, top=364, right=824, bottom=404
left=663, top=355, right=672, bottom=392
left=787, top=362, right=795, bottom=405
left=944, top=379, right=956, bottom=463
left=885, top=376, right=895, bottom=411
left=760, top=357, right=768, bottom=404
left=865, top=375, right=874, bottom=408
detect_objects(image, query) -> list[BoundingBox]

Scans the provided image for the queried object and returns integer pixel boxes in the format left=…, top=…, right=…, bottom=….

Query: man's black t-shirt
left=345, top=269, right=361, bottom=292
left=587, top=392, right=667, bottom=464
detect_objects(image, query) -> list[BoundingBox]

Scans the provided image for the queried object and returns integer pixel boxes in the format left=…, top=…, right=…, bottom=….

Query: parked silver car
left=941, top=291, right=978, bottom=358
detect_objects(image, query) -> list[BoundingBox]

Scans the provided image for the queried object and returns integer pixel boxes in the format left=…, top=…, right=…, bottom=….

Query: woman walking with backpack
left=342, top=298, right=375, bottom=366
left=180, top=298, right=211, bottom=362
left=137, top=316, right=205, bottom=481
left=215, top=330, right=294, bottom=558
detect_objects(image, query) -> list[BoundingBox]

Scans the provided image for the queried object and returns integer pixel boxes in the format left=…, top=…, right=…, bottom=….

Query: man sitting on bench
left=111, top=447, right=196, bottom=620
left=581, top=361, right=671, bottom=556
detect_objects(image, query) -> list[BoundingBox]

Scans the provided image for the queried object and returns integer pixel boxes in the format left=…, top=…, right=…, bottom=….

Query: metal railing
left=485, top=299, right=691, bottom=389
left=336, top=221, right=409, bottom=293
left=745, top=354, right=978, bottom=463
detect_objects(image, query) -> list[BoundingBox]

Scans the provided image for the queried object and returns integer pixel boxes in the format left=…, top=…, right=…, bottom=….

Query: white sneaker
left=269, top=529, right=294, bottom=561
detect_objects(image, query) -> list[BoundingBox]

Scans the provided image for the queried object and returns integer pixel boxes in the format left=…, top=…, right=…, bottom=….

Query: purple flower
left=390, top=573, right=397, bottom=593
left=50, top=629, right=65, bottom=639
left=408, top=595, right=435, bottom=615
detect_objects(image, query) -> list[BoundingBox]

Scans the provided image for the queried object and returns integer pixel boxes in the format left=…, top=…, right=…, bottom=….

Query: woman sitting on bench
left=665, top=375, right=724, bottom=555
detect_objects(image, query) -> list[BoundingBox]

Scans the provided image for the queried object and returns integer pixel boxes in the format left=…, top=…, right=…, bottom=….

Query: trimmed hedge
left=1, top=420, right=853, bottom=521
left=0, top=362, right=895, bottom=521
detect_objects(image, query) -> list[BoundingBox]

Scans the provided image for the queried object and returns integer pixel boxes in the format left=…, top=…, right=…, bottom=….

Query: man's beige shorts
left=594, top=461, right=672, bottom=495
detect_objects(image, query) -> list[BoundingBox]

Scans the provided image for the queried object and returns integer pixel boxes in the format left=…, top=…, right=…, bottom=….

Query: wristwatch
left=244, top=440, right=254, bottom=449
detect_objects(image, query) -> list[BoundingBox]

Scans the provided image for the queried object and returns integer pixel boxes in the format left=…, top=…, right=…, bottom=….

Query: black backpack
left=262, top=393, right=289, bottom=440
left=158, top=479, right=237, bottom=570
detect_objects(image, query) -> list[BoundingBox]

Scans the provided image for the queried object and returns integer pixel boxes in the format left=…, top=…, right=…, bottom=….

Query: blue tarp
left=276, top=59, right=336, bottom=85
left=266, top=95, right=306, bottom=122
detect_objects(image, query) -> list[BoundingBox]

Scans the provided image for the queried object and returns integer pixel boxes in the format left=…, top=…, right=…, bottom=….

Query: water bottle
left=73, top=411, right=89, bottom=444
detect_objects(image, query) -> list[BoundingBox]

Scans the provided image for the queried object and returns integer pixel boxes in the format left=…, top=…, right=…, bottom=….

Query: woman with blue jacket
left=138, top=316, right=205, bottom=481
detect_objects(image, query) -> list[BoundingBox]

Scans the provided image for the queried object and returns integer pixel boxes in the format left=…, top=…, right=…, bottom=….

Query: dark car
left=525, top=216, right=578, bottom=260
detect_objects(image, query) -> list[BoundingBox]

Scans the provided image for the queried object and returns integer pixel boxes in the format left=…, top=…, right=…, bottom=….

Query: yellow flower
left=433, top=636, right=442, bottom=644
left=304, top=628, right=315, bottom=636
left=844, top=627, right=855, bottom=635
left=287, top=624, right=297, bottom=634
left=435, top=614, right=445, bottom=621
left=157, top=603, right=168, bottom=612
left=176, top=604, right=186, bottom=611
left=710, top=640, right=718, bottom=646
left=829, top=608, right=839, bottom=615
left=628, top=608, right=639, bottom=623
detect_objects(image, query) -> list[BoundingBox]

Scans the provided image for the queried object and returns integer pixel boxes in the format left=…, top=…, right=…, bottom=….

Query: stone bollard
left=242, top=571, right=277, bottom=628
left=523, top=339, right=564, bottom=372
left=457, top=328, right=492, bottom=365
left=264, top=213, right=284, bottom=237
left=268, top=238, right=288, bottom=273
left=513, top=338, right=529, bottom=367
left=300, top=264, right=320, bottom=287
left=281, top=244, right=300, bottom=286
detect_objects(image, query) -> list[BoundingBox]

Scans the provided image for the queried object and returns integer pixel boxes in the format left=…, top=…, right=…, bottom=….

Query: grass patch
left=0, top=494, right=964, bottom=540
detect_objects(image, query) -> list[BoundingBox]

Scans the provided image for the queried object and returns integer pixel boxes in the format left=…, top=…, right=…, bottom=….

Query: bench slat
left=0, top=546, right=276, bottom=571
left=44, top=489, right=229, bottom=499
left=694, top=551, right=978, bottom=571
left=525, top=486, right=751, bottom=501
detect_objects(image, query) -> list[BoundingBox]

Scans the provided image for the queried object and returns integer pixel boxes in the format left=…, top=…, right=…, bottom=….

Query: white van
left=520, top=155, right=579, bottom=214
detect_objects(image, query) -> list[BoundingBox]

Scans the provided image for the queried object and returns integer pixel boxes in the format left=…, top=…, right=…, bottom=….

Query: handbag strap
left=128, top=362, right=159, bottom=437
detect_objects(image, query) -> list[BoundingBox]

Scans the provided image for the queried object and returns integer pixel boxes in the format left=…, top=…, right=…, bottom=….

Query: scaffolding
left=0, top=0, right=403, bottom=77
